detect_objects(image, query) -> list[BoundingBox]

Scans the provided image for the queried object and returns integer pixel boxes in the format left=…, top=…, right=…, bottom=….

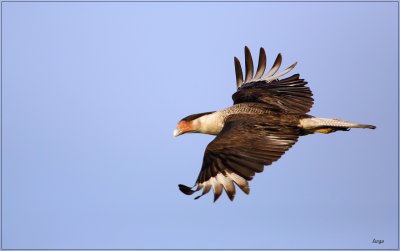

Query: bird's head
left=173, top=111, right=215, bottom=137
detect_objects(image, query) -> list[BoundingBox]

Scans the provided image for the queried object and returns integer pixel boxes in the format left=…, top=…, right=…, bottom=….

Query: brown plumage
left=174, top=46, right=376, bottom=202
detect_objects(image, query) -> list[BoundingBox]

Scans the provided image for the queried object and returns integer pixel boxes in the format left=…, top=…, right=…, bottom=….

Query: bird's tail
left=299, top=117, right=376, bottom=134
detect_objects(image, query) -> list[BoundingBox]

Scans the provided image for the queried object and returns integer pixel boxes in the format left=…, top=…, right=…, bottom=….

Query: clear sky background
left=2, top=1, right=398, bottom=250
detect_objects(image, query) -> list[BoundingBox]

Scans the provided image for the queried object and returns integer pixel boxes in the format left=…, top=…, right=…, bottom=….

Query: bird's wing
left=233, top=47, right=313, bottom=114
left=178, top=114, right=300, bottom=202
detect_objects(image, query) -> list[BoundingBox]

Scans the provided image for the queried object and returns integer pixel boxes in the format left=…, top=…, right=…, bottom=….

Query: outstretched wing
left=233, top=47, right=314, bottom=114
left=178, top=114, right=300, bottom=202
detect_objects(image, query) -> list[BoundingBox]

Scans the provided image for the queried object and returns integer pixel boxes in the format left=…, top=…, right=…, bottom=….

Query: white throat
left=193, top=112, right=225, bottom=135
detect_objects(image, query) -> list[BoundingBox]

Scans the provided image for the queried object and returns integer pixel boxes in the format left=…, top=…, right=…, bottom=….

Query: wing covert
left=233, top=47, right=314, bottom=114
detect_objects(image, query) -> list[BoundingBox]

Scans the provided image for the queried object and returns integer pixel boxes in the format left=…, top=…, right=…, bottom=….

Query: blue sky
left=2, top=1, right=398, bottom=249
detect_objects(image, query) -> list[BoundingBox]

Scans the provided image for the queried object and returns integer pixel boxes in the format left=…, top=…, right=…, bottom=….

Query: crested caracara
left=173, top=47, right=375, bottom=202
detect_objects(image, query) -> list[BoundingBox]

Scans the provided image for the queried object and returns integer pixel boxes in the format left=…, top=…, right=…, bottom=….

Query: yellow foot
left=314, top=128, right=336, bottom=134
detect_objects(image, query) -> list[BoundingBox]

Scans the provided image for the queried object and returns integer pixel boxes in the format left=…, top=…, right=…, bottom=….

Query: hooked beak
left=174, top=120, right=192, bottom=137
left=173, top=128, right=182, bottom=137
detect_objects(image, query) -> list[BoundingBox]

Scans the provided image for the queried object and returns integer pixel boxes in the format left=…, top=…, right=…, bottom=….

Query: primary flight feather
left=173, top=46, right=375, bottom=202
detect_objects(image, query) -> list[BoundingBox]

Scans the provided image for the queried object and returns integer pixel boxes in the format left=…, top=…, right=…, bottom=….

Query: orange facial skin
left=176, top=120, right=193, bottom=135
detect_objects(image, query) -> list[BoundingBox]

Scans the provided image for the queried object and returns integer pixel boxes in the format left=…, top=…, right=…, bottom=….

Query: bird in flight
left=173, top=46, right=375, bottom=202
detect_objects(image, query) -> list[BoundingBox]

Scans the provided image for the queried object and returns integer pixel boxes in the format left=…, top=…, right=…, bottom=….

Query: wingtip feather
left=178, top=184, right=196, bottom=195
left=234, top=57, right=244, bottom=88
left=244, top=46, right=254, bottom=83
left=254, top=47, right=267, bottom=79
left=264, top=53, right=282, bottom=78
